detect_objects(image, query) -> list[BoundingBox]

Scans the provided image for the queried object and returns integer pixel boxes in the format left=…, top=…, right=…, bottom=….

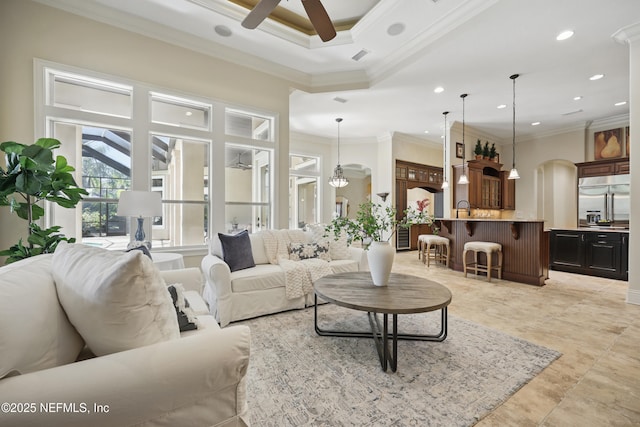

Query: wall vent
left=351, top=49, right=370, bottom=61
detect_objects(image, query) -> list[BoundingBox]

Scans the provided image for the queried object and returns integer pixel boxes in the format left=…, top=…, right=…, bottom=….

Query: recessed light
left=387, top=23, right=405, bottom=36
left=214, top=25, right=232, bottom=37
left=333, top=96, right=348, bottom=103
left=434, top=86, right=444, bottom=94
left=424, top=130, right=429, bottom=134
left=531, top=122, right=541, bottom=126
left=497, top=104, right=507, bottom=109
left=589, top=74, right=604, bottom=81
left=573, top=96, right=582, bottom=101
left=615, top=101, right=627, bottom=106
left=556, top=30, right=574, bottom=41
left=185, top=111, right=193, bottom=116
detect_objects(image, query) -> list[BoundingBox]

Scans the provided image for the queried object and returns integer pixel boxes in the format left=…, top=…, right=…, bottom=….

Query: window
left=151, top=134, right=209, bottom=247
left=150, top=92, right=211, bottom=131
left=289, top=154, right=320, bottom=228
left=37, top=61, right=277, bottom=250
left=225, top=109, right=273, bottom=141
left=225, top=145, right=272, bottom=233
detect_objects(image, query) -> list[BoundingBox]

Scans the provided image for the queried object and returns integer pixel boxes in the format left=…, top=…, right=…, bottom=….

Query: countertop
left=549, top=227, right=629, bottom=233
left=438, top=218, right=544, bottom=223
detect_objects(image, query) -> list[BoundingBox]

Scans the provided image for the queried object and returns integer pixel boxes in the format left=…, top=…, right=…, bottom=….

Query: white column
left=614, top=22, right=640, bottom=305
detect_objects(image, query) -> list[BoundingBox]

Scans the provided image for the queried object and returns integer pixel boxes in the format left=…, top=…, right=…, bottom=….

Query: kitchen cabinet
left=549, top=229, right=628, bottom=280
left=395, top=160, right=443, bottom=250
left=576, top=159, right=629, bottom=178
left=453, top=160, right=514, bottom=210
left=501, top=171, right=516, bottom=210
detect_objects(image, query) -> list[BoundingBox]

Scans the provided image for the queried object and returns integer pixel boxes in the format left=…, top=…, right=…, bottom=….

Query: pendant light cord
left=510, top=74, right=519, bottom=170
left=443, top=111, right=449, bottom=181
left=460, top=94, right=467, bottom=175
left=336, top=117, right=342, bottom=166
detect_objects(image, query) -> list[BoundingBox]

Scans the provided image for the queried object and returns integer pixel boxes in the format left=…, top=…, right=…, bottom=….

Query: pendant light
left=508, top=74, right=520, bottom=180
left=458, top=94, right=469, bottom=185
left=441, top=111, right=450, bottom=189
left=328, top=117, right=348, bottom=188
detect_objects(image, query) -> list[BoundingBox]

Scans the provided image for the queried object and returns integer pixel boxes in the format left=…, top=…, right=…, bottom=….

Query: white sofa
left=0, top=252, right=251, bottom=427
left=202, top=229, right=368, bottom=327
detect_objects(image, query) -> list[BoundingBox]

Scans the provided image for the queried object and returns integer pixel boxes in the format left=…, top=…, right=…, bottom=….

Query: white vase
left=367, top=241, right=395, bottom=286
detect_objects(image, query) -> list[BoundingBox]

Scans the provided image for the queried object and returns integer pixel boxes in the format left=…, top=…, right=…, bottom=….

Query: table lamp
left=117, top=191, right=163, bottom=248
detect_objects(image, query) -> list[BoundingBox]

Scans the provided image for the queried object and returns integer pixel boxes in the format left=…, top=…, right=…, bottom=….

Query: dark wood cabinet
left=585, top=232, right=621, bottom=275
left=501, top=171, right=516, bottom=210
left=453, top=160, right=515, bottom=210
left=550, top=230, right=585, bottom=269
left=576, top=159, right=629, bottom=178
left=550, top=229, right=628, bottom=280
left=395, top=160, right=443, bottom=250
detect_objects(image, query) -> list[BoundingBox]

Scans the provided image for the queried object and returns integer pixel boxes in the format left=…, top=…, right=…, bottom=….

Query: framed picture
left=455, top=142, right=464, bottom=159
left=594, top=128, right=622, bottom=160
left=625, top=126, right=630, bottom=157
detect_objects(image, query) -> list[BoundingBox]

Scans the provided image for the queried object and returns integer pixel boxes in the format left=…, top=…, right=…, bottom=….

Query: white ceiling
left=38, top=0, right=640, bottom=143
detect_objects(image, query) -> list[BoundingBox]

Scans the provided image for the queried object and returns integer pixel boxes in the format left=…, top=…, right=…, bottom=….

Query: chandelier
left=328, top=117, right=348, bottom=188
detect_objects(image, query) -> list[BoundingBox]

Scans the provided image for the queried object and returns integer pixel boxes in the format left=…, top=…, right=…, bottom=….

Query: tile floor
left=392, top=250, right=640, bottom=426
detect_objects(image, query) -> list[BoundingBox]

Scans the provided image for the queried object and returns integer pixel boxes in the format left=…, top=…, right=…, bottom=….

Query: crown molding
left=612, top=22, right=640, bottom=45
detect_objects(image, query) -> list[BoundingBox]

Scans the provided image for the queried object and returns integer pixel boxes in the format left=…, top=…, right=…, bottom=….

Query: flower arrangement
left=325, top=200, right=435, bottom=248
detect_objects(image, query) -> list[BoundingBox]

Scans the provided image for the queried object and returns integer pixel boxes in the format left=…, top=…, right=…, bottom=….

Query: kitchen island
left=437, top=218, right=549, bottom=286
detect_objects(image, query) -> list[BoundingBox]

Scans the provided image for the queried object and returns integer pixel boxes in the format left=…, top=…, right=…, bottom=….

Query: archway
left=535, top=159, right=577, bottom=229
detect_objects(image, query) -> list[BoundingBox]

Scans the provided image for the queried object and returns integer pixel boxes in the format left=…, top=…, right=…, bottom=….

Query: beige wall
left=0, top=0, right=292, bottom=257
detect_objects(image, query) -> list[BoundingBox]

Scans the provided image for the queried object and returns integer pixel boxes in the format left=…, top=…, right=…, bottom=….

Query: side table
left=151, top=252, right=185, bottom=271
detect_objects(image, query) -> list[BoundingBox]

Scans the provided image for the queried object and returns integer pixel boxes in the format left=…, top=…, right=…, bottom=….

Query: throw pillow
left=167, top=284, right=198, bottom=332
left=0, top=255, right=84, bottom=379
left=288, top=242, right=331, bottom=262
left=218, top=230, right=256, bottom=272
left=307, top=224, right=351, bottom=260
left=329, top=230, right=351, bottom=260
left=52, top=242, right=179, bottom=357
left=126, top=243, right=152, bottom=258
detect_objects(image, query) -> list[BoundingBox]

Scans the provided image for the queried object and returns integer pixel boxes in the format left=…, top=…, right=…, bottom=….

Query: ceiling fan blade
left=301, top=0, right=336, bottom=42
left=241, top=0, right=281, bottom=29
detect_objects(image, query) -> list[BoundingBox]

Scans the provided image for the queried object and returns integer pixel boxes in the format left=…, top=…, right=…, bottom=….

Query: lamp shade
left=117, top=191, right=163, bottom=217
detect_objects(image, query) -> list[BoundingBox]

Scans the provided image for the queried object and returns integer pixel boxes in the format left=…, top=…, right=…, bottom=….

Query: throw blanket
left=279, top=258, right=333, bottom=300
left=260, top=230, right=333, bottom=299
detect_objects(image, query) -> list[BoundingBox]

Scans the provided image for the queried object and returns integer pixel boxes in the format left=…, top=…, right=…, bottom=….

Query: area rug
left=238, top=304, right=561, bottom=427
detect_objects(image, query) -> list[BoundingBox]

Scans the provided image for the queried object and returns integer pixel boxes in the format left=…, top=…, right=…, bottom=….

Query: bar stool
left=418, top=235, right=450, bottom=267
left=463, top=241, right=502, bottom=282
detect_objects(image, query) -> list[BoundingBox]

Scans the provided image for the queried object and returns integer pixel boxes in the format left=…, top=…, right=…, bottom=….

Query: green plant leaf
left=35, top=138, right=62, bottom=150
left=0, top=141, right=25, bottom=155
left=15, top=171, right=42, bottom=195
left=21, top=145, right=55, bottom=171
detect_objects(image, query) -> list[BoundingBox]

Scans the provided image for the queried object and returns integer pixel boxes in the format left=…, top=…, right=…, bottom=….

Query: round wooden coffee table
left=314, top=271, right=452, bottom=372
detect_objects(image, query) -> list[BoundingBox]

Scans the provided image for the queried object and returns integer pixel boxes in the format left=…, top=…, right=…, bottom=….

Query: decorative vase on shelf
left=367, top=241, right=395, bottom=286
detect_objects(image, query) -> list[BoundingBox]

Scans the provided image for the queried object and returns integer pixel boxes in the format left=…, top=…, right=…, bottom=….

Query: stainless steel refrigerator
left=578, top=174, right=630, bottom=228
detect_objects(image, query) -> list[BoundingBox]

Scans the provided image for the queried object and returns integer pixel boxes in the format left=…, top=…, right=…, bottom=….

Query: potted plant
left=482, top=141, right=490, bottom=160
left=0, top=138, right=88, bottom=264
left=474, top=139, right=483, bottom=160
left=489, top=143, right=497, bottom=162
left=325, top=200, right=434, bottom=286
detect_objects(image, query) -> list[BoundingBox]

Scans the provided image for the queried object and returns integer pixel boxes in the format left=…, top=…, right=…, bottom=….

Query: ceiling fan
left=230, top=153, right=253, bottom=170
left=241, top=0, right=337, bottom=42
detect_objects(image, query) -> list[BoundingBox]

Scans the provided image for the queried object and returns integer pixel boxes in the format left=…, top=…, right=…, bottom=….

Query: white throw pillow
left=53, top=242, right=179, bottom=356
left=307, top=224, right=350, bottom=260
left=0, top=255, right=84, bottom=378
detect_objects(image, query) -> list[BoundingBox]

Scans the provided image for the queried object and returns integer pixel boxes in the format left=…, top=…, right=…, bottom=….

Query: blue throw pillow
left=218, top=230, right=256, bottom=272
